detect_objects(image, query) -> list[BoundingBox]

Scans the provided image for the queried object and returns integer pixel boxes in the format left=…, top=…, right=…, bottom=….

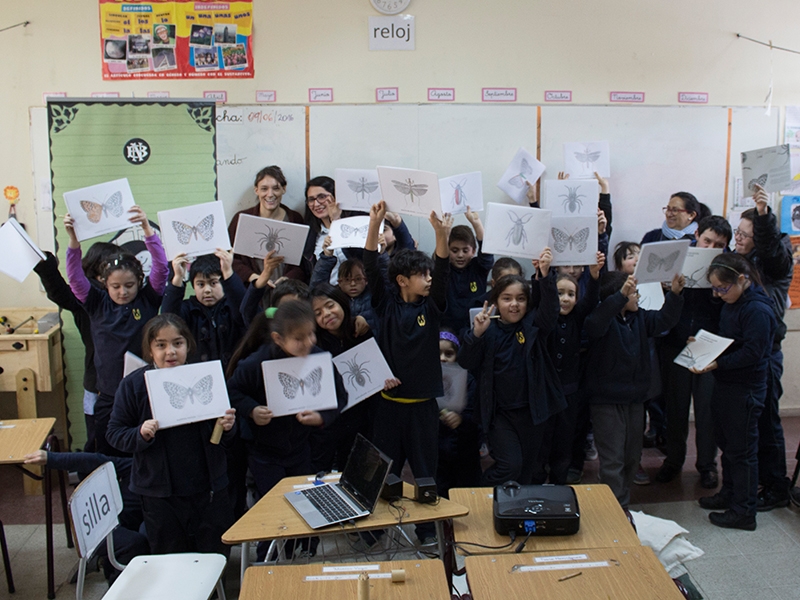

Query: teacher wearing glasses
left=641, top=192, right=701, bottom=244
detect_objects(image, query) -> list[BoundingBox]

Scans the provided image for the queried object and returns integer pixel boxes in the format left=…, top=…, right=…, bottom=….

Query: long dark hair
left=304, top=176, right=336, bottom=235
left=254, top=165, right=287, bottom=189
left=82, top=242, right=123, bottom=280
left=141, top=314, right=196, bottom=363
left=310, top=283, right=356, bottom=347
left=706, top=252, right=763, bottom=288
left=670, top=192, right=700, bottom=223
left=489, top=274, right=530, bottom=307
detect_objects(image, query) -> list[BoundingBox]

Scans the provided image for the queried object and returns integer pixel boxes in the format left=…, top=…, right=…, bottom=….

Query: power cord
left=451, top=531, right=517, bottom=556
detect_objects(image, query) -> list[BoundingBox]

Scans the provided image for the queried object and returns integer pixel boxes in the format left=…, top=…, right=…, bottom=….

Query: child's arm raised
left=533, top=248, right=559, bottom=333
left=63, top=213, right=92, bottom=303
left=217, top=249, right=248, bottom=329
left=129, top=206, right=169, bottom=295
left=161, top=253, right=189, bottom=316
left=364, top=202, right=389, bottom=310
left=465, top=207, right=485, bottom=242
left=583, top=276, right=632, bottom=340
left=429, top=211, right=453, bottom=312
left=386, top=211, right=415, bottom=252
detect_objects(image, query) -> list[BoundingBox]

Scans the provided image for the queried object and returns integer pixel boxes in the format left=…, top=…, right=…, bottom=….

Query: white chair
left=68, top=462, right=227, bottom=600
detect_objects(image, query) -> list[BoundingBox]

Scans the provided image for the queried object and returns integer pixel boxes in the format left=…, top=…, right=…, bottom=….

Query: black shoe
left=699, top=492, right=731, bottom=510
left=655, top=463, right=682, bottom=483
left=756, top=489, right=790, bottom=512
left=709, top=509, right=756, bottom=531
left=700, top=470, right=719, bottom=490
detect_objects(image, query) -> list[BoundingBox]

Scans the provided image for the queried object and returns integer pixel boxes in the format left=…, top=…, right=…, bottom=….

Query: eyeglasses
left=662, top=206, right=688, bottom=215
left=733, top=228, right=753, bottom=239
left=711, top=283, right=734, bottom=295
left=339, top=277, right=366, bottom=284
left=306, top=193, right=332, bottom=205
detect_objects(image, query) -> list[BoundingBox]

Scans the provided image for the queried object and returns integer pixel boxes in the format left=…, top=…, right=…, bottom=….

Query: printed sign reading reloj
left=63, top=178, right=137, bottom=242
left=157, top=201, right=230, bottom=260
left=368, top=15, right=415, bottom=50
left=232, top=214, right=309, bottom=265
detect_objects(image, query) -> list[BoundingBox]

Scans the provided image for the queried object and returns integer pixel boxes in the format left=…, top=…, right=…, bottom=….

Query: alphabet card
left=232, top=213, right=309, bottom=266
left=436, top=362, right=468, bottom=413
left=740, top=144, right=792, bottom=194
left=334, top=168, right=381, bottom=210
left=637, top=281, right=665, bottom=311
left=377, top=166, right=441, bottom=218
left=63, top=178, right=137, bottom=242
left=439, top=171, right=483, bottom=214
left=563, top=141, right=611, bottom=178
left=261, top=352, right=338, bottom=417
left=674, top=329, right=733, bottom=371
left=496, top=148, right=546, bottom=205
left=0, top=218, right=46, bottom=282
left=145, top=360, right=230, bottom=429
left=329, top=216, right=381, bottom=250
left=681, top=247, right=723, bottom=289
left=482, top=202, right=552, bottom=260
left=157, top=201, right=230, bottom=260
left=332, top=338, right=394, bottom=411
left=633, top=239, right=691, bottom=285
left=549, top=215, right=598, bottom=266
left=542, top=179, right=599, bottom=217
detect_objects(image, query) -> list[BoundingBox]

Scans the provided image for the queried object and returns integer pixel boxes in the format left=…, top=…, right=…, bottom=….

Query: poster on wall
left=99, top=0, right=254, bottom=80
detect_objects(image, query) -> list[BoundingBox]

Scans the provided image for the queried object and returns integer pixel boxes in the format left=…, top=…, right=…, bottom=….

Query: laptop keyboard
left=302, top=485, right=360, bottom=523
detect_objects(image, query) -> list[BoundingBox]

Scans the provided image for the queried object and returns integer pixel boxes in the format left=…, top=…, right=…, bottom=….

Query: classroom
left=0, top=1, right=799, bottom=599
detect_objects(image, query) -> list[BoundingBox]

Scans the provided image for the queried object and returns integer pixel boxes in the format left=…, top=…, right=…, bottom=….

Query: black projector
left=493, top=483, right=580, bottom=536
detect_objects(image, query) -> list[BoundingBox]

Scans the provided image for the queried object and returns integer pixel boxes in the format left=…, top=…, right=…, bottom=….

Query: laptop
left=284, top=434, right=393, bottom=529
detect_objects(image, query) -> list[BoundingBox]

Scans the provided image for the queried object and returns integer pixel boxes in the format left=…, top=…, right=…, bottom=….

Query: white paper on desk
left=549, top=215, right=598, bottom=267
left=157, top=201, right=230, bottom=260
left=681, top=247, right=723, bottom=289
left=335, top=168, right=380, bottom=211
left=377, top=166, right=441, bottom=218
left=637, top=282, right=665, bottom=311
left=482, top=202, right=551, bottom=260
left=563, top=141, right=611, bottom=178
left=145, top=360, right=230, bottom=429
left=332, top=338, right=393, bottom=411
left=0, top=218, right=46, bottom=282
left=123, top=352, right=148, bottom=377
left=328, top=216, right=382, bottom=250
left=232, top=213, right=309, bottom=266
left=262, top=352, right=338, bottom=417
left=673, top=329, right=733, bottom=371
left=633, top=239, right=691, bottom=285
left=63, top=178, right=137, bottom=242
left=541, top=179, right=599, bottom=217
left=436, top=362, right=468, bottom=413
left=740, top=144, right=792, bottom=194
left=496, top=148, right=546, bottom=205
left=439, top=171, right=483, bottom=214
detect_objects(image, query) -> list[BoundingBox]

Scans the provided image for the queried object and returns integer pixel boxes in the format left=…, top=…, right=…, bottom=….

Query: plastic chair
left=68, top=462, right=227, bottom=600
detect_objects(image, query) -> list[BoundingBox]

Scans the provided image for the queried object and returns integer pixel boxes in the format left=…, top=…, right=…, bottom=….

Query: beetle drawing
left=559, top=185, right=586, bottom=214
left=505, top=212, right=533, bottom=248
left=451, top=179, right=468, bottom=209
left=257, top=225, right=290, bottom=254
left=339, top=354, right=372, bottom=388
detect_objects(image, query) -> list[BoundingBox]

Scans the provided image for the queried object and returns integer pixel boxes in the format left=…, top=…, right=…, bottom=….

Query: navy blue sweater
left=442, top=241, right=494, bottom=335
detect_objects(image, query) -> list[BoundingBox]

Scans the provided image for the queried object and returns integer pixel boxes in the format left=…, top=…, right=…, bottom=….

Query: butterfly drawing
left=340, top=224, right=369, bottom=238
left=508, top=158, right=533, bottom=188
left=277, top=367, right=323, bottom=399
left=574, top=146, right=602, bottom=170
left=79, top=192, right=124, bottom=224
left=392, top=179, right=429, bottom=203
left=646, top=250, right=680, bottom=273
left=162, top=375, right=214, bottom=409
left=551, top=226, right=591, bottom=253
left=347, top=178, right=380, bottom=201
left=172, top=214, right=215, bottom=245
left=747, top=174, right=768, bottom=192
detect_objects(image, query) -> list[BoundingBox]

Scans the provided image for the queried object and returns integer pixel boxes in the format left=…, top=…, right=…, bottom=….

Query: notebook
left=284, top=434, right=393, bottom=529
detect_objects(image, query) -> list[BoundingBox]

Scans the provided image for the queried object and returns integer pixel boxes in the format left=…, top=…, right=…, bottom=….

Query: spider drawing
left=257, top=225, right=289, bottom=254
left=339, top=354, right=372, bottom=388
left=684, top=266, right=706, bottom=289
left=505, top=212, right=533, bottom=248
left=559, top=185, right=586, bottom=213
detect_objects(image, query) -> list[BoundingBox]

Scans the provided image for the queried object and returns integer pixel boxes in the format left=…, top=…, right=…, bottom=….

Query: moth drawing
left=339, top=354, right=371, bottom=388
left=340, top=224, right=369, bottom=239
left=392, top=178, right=429, bottom=204
left=551, top=226, right=591, bottom=254
left=277, top=367, right=323, bottom=399
left=574, top=146, right=602, bottom=170
left=451, top=179, right=468, bottom=209
left=677, top=346, right=710, bottom=370
left=172, top=214, right=215, bottom=245
left=79, top=191, right=124, bottom=224
left=163, top=375, right=214, bottom=410
left=257, top=225, right=289, bottom=253
left=559, top=185, right=586, bottom=214
left=747, top=174, right=768, bottom=192
left=646, top=250, right=680, bottom=273
left=684, top=266, right=706, bottom=289
left=506, top=212, right=533, bottom=248
left=508, top=158, right=533, bottom=188
left=347, top=178, right=380, bottom=202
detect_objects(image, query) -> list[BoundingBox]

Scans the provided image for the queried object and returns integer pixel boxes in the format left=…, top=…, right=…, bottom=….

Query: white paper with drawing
left=681, top=247, right=723, bottom=289
left=232, top=213, right=309, bottom=266
left=123, top=352, right=148, bottom=378
left=549, top=215, right=598, bottom=266
left=673, top=329, right=733, bottom=371
left=637, top=282, right=665, bottom=311
left=334, top=168, right=381, bottom=210
left=563, top=141, right=611, bottom=178
left=437, top=362, right=468, bottom=414
left=0, top=218, right=46, bottom=282
left=496, top=148, right=546, bottom=204
left=262, top=352, right=338, bottom=417
left=740, top=144, right=792, bottom=194
left=377, top=166, right=441, bottom=218
left=157, top=201, right=230, bottom=260
left=542, top=179, right=599, bottom=216
left=633, top=239, right=691, bottom=285
left=332, top=338, right=393, bottom=411
left=439, top=171, right=483, bottom=214
left=329, top=216, right=382, bottom=250
left=145, top=360, right=230, bottom=429
left=482, top=203, right=551, bottom=260
left=63, top=178, right=137, bottom=242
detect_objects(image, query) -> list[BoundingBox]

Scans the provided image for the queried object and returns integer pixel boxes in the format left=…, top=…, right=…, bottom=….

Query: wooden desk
left=449, top=485, right=640, bottom=555
left=465, top=547, right=685, bottom=600
left=239, top=559, right=451, bottom=600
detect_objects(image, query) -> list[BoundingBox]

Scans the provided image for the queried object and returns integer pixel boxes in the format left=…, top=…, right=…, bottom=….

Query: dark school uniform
left=441, top=241, right=494, bottom=335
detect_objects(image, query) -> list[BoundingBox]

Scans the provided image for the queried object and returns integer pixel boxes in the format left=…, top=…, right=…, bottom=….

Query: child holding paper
left=106, top=314, right=236, bottom=555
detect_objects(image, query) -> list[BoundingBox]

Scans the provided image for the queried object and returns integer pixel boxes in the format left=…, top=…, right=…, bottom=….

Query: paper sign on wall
left=232, top=213, right=309, bottom=266
left=63, top=178, right=137, bottom=242
left=157, top=201, right=230, bottom=260
left=145, top=360, right=230, bottom=429
left=262, top=352, right=338, bottom=417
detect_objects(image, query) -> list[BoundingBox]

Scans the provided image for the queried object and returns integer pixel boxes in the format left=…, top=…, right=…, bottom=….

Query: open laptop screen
left=340, top=434, right=392, bottom=512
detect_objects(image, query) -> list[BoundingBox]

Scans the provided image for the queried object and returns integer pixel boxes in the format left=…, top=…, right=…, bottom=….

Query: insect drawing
left=451, top=179, right=468, bottom=209
left=676, top=346, right=710, bottom=370
left=646, top=250, right=681, bottom=274
left=684, top=266, right=707, bottom=289
left=778, top=144, right=791, bottom=166
left=392, top=178, right=429, bottom=204
left=347, top=178, right=380, bottom=203
left=172, top=214, right=215, bottom=245
left=508, top=159, right=534, bottom=188
left=339, top=354, right=372, bottom=388
left=573, top=146, right=602, bottom=170
left=257, top=225, right=289, bottom=253
left=277, top=367, right=323, bottom=399
left=559, top=185, right=586, bottom=214
left=747, top=173, right=768, bottom=192
left=79, top=191, right=124, bottom=224
left=505, top=212, right=533, bottom=248
left=551, top=226, right=591, bottom=253
left=340, top=224, right=369, bottom=239
left=163, top=375, right=214, bottom=410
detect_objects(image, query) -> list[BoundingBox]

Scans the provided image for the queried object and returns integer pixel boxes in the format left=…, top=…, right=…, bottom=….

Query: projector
left=493, top=482, right=580, bottom=536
